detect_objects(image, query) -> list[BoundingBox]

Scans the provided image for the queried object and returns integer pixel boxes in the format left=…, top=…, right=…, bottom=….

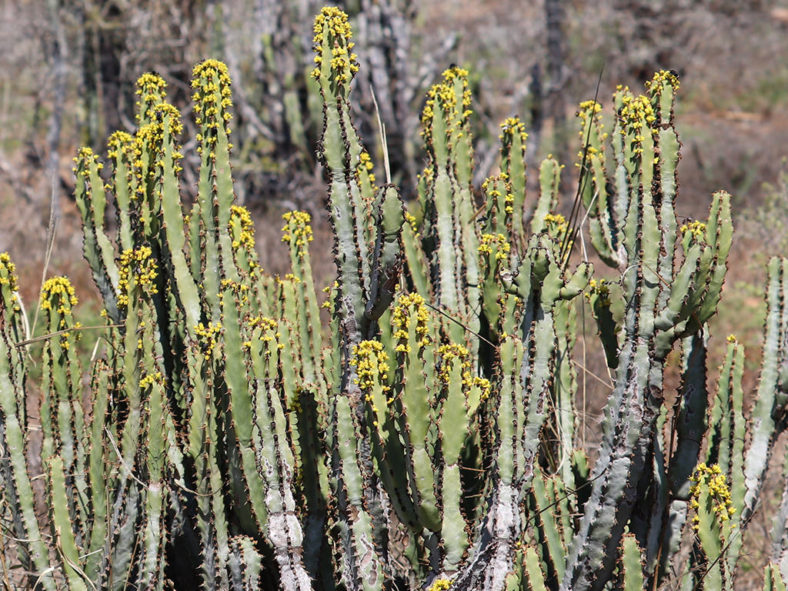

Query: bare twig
left=15, top=324, right=122, bottom=348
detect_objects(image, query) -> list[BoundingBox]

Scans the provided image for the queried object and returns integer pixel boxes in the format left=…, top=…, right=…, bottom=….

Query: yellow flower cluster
left=194, top=321, right=223, bottom=358
left=220, top=279, right=251, bottom=306
left=281, top=211, right=314, bottom=258
left=311, top=7, right=359, bottom=85
left=153, top=103, right=184, bottom=137
left=41, top=277, right=79, bottom=333
left=726, top=334, right=737, bottom=344
left=392, top=292, right=431, bottom=353
left=680, top=220, right=706, bottom=241
left=160, top=104, right=186, bottom=172
left=230, top=205, right=256, bottom=252
left=41, top=275, right=77, bottom=309
left=506, top=192, right=516, bottom=213
left=72, top=147, right=103, bottom=179
left=427, top=579, right=452, bottom=591
left=578, top=99, right=602, bottom=117
left=689, top=463, right=736, bottom=531
left=481, top=177, right=497, bottom=193
left=576, top=100, right=607, bottom=149
left=192, top=59, right=233, bottom=153
left=543, top=213, right=568, bottom=236
left=106, top=129, right=143, bottom=200
left=136, top=123, right=159, bottom=150
left=435, top=339, right=491, bottom=399
left=441, top=65, right=471, bottom=107
left=250, top=316, right=277, bottom=333
left=576, top=145, right=602, bottom=163
left=499, top=116, right=528, bottom=145
left=474, top=376, right=492, bottom=401
left=351, top=340, right=390, bottom=394
left=135, top=72, right=167, bottom=123
left=0, top=252, right=19, bottom=293
left=139, top=371, right=163, bottom=390
left=107, top=131, right=134, bottom=162
left=134, top=103, right=185, bottom=182
left=478, top=233, right=511, bottom=261
left=359, top=151, right=374, bottom=171
left=421, top=66, right=472, bottom=137
left=129, top=132, right=151, bottom=201
left=421, top=80, right=456, bottom=123
left=358, top=151, right=376, bottom=186
left=404, top=211, right=420, bottom=238
left=616, top=90, right=657, bottom=153
left=646, top=69, right=680, bottom=92
left=586, top=278, right=611, bottom=306
left=136, top=73, right=167, bottom=97
left=321, top=281, right=338, bottom=310
left=118, top=247, right=159, bottom=309
left=136, top=320, right=147, bottom=350
left=437, top=343, right=473, bottom=388
left=247, top=315, right=282, bottom=350
left=105, top=131, right=135, bottom=194
left=60, top=323, right=82, bottom=350
left=482, top=176, right=514, bottom=216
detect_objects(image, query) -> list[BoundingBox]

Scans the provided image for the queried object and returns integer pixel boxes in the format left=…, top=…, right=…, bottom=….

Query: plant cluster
left=1, top=7, right=787, bottom=591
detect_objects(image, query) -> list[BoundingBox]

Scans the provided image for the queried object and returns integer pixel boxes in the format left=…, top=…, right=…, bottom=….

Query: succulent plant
left=1, top=7, right=786, bottom=591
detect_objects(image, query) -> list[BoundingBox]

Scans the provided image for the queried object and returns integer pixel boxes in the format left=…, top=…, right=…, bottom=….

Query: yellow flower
left=616, top=90, right=657, bottom=141
left=281, top=211, right=314, bottom=258
left=689, top=463, right=736, bottom=532
left=351, top=340, right=390, bottom=393
left=230, top=205, right=256, bottom=252
left=194, top=321, right=223, bottom=358
left=544, top=213, right=568, bottom=235
left=41, top=276, right=78, bottom=311
left=312, top=7, right=359, bottom=85
left=191, top=59, right=234, bottom=144
left=437, top=343, right=474, bottom=389
left=680, top=220, right=706, bottom=241
left=0, top=252, right=19, bottom=293
left=499, top=116, right=528, bottom=145
left=421, top=65, right=472, bottom=138
left=646, top=69, right=680, bottom=92
left=140, top=372, right=163, bottom=390
left=427, top=578, right=452, bottom=591
left=392, top=292, right=431, bottom=351
left=478, top=233, right=511, bottom=262
left=135, top=72, right=167, bottom=122
left=586, top=278, right=611, bottom=306
left=117, top=247, right=159, bottom=309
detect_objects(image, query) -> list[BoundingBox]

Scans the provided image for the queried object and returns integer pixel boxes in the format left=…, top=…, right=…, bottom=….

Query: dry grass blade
left=422, top=300, right=496, bottom=348
left=559, top=64, right=604, bottom=271
left=371, top=88, right=392, bottom=186
left=14, top=324, right=122, bottom=348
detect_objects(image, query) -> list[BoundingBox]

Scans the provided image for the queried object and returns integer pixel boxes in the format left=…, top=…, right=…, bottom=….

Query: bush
left=1, top=7, right=786, bottom=591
